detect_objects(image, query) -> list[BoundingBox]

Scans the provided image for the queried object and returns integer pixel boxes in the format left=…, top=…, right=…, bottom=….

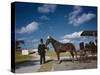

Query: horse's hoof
left=57, top=61, right=61, bottom=64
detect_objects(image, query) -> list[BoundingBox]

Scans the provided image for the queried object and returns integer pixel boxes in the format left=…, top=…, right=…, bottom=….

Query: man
left=38, top=38, right=46, bottom=64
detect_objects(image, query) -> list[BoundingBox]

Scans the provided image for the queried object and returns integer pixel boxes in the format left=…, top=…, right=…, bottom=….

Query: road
left=15, top=53, right=50, bottom=73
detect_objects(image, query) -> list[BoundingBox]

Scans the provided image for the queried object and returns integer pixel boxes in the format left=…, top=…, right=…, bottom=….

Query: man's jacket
left=38, top=44, right=46, bottom=55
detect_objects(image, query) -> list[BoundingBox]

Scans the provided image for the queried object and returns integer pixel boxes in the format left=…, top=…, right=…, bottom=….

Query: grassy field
left=15, top=49, right=72, bottom=63
left=15, top=50, right=57, bottom=63
left=15, top=52, right=35, bottom=63
left=46, top=51, right=72, bottom=59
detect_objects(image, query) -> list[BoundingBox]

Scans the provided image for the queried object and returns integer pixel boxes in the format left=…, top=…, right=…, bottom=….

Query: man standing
left=38, top=38, right=46, bottom=64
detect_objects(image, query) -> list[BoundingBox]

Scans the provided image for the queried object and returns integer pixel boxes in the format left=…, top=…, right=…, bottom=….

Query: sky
left=15, top=2, right=97, bottom=50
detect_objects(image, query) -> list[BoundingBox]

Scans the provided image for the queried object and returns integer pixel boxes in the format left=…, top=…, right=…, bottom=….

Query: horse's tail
left=71, top=44, right=78, bottom=60
left=71, top=43, right=76, bottom=51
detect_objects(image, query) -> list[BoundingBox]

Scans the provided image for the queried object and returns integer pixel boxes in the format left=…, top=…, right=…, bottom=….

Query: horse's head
left=46, top=36, right=52, bottom=46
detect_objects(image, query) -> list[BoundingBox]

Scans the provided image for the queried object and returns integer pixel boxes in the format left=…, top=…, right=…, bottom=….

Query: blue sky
left=15, top=2, right=97, bottom=50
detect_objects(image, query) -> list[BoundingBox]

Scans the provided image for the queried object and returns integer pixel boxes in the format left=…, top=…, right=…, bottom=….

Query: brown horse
left=45, top=36, right=78, bottom=63
left=89, top=41, right=97, bottom=56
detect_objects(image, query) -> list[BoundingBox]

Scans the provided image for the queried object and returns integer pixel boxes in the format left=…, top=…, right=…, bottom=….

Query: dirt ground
left=15, top=51, right=97, bottom=73
left=37, top=58, right=97, bottom=72
left=38, top=51, right=97, bottom=72
left=52, top=59, right=97, bottom=71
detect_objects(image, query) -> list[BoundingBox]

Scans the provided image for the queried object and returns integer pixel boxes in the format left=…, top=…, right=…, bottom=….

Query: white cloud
left=39, top=15, right=50, bottom=20
left=70, top=6, right=82, bottom=17
left=60, top=31, right=83, bottom=43
left=17, top=37, right=27, bottom=40
left=68, top=6, right=96, bottom=26
left=32, top=39, right=39, bottom=43
left=17, top=21, right=39, bottom=34
left=63, top=31, right=83, bottom=39
left=74, top=13, right=95, bottom=26
left=25, top=39, right=39, bottom=45
left=60, top=39, right=70, bottom=43
left=38, top=4, right=57, bottom=14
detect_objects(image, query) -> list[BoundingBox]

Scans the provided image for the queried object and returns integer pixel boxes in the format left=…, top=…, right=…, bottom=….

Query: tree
left=16, top=40, right=24, bottom=50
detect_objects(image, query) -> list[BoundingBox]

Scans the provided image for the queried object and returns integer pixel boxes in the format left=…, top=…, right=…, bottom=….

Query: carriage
left=78, top=31, right=97, bottom=61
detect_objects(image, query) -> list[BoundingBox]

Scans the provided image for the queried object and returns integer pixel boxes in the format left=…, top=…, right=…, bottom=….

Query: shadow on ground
left=15, top=60, right=40, bottom=69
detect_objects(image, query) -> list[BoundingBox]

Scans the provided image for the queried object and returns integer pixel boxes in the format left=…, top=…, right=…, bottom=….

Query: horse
left=45, top=36, right=78, bottom=63
left=89, top=41, right=97, bottom=56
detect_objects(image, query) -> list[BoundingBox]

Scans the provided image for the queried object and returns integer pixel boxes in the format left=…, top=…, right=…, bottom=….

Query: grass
left=15, top=50, right=74, bottom=63
left=15, top=52, right=35, bottom=63
left=46, top=51, right=71, bottom=59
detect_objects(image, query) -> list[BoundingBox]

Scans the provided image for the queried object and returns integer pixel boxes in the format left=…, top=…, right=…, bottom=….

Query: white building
left=22, top=49, right=29, bottom=55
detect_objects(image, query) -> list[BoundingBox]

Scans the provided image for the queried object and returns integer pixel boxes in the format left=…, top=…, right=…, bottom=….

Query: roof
left=81, top=31, right=97, bottom=36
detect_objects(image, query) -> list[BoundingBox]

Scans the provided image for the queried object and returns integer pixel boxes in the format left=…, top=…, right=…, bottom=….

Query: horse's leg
left=74, top=51, right=78, bottom=61
left=70, top=51, right=74, bottom=62
left=56, top=52, right=61, bottom=64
